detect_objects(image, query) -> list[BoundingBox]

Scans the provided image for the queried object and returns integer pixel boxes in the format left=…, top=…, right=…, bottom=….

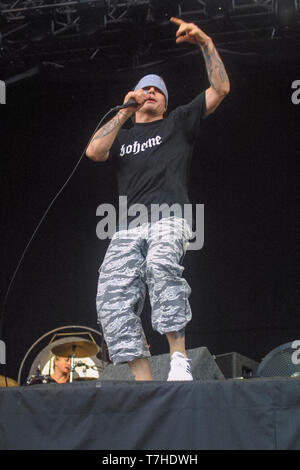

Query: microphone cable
left=0, top=103, right=122, bottom=347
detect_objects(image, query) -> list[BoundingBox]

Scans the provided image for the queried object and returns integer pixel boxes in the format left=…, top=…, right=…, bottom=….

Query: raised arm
left=170, top=17, right=230, bottom=116
left=86, top=88, right=147, bottom=161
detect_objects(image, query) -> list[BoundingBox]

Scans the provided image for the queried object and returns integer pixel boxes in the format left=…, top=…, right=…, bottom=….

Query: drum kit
left=0, top=326, right=108, bottom=387
left=25, top=339, right=101, bottom=386
left=0, top=375, right=18, bottom=387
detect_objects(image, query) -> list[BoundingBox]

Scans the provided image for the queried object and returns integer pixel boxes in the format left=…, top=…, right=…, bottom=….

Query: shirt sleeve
left=173, top=91, right=206, bottom=142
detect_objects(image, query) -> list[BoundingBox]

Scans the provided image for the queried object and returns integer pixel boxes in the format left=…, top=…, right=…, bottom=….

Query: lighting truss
left=0, top=1, right=299, bottom=76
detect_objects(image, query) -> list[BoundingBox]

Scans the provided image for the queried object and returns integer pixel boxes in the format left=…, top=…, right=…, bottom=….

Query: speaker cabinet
left=101, top=346, right=225, bottom=381
left=214, top=352, right=259, bottom=379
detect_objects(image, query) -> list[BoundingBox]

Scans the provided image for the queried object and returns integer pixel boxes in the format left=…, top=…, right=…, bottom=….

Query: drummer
left=49, top=355, right=71, bottom=384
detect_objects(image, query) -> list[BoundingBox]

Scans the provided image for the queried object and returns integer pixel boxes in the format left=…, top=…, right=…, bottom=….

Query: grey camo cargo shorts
left=96, top=217, right=192, bottom=364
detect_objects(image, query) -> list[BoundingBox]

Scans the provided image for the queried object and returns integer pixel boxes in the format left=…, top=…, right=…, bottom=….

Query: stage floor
left=1, top=377, right=300, bottom=450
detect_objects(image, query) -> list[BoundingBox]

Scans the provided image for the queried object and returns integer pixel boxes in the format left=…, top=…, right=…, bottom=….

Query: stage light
left=149, top=0, right=181, bottom=23
left=273, top=0, right=299, bottom=27
left=205, top=0, right=234, bottom=17
left=256, top=341, right=300, bottom=378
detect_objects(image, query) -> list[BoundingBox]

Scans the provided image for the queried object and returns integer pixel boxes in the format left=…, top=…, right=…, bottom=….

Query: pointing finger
left=169, top=17, right=184, bottom=26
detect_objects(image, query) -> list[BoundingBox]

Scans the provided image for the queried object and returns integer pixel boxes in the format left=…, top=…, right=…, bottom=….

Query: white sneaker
left=167, top=352, right=193, bottom=381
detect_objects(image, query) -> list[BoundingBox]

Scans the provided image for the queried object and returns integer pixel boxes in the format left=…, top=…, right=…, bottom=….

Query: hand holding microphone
left=118, top=88, right=148, bottom=113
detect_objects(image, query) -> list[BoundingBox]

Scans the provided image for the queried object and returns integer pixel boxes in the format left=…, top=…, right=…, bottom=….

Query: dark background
left=1, top=45, right=299, bottom=382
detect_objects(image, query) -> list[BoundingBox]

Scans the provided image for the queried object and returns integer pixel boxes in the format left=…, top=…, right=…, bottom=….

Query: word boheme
left=120, top=135, right=162, bottom=157
left=96, top=196, right=204, bottom=251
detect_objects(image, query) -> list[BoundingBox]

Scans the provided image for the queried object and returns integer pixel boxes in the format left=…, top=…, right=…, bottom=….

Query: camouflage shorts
left=96, top=217, right=192, bottom=364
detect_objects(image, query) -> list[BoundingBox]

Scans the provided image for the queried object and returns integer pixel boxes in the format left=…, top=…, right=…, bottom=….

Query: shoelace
left=171, top=356, right=191, bottom=372
left=184, top=360, right=192, bottom=374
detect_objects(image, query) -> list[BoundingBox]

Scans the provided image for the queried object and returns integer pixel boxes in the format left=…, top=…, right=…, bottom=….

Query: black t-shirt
left=109, top=92, right=206, bottom=226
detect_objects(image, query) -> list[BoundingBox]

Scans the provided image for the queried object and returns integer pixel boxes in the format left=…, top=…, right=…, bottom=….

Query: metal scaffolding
left=0, top=1, right=299, bottom=76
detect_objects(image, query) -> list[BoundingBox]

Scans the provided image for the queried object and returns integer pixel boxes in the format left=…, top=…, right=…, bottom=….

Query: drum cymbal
left=51, top=340, right=98, bottom=358
left=0, top=375, right=18, bottom=387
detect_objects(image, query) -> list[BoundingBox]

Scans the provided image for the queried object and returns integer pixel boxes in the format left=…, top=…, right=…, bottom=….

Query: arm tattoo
left=203, top=44, right=216, bottom=90
left=93, top=111, right=127, bottom=141
left=211, top=46, right=228, bottom=84
left=203, top=44, right=229, bottom=89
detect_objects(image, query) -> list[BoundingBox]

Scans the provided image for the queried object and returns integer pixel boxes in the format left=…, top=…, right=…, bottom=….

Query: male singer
left=86, top=18, right=230, bottom=380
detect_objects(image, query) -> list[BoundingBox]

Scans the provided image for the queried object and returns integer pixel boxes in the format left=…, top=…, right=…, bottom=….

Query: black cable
left=0, top=105, right=120, bottom=379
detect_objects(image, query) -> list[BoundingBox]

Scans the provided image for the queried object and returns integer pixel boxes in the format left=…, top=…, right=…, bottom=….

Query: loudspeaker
left=100, top=347, right=225, bottom=381
left=214, top=352, right=259, bottom=379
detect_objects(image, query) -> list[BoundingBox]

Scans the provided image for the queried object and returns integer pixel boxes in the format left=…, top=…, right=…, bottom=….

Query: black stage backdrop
left=1, top=49, right=300, bottom=382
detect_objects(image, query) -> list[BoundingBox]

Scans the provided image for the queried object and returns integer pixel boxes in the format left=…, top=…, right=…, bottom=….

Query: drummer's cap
left=134, top=74, right=168, bottom=109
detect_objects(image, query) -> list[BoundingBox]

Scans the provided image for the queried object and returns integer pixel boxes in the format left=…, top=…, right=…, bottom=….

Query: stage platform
left=1, top=376, right=300, bottom=450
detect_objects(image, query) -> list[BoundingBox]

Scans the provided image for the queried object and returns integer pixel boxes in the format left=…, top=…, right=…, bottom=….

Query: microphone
left=117, top=98, right=138, bottom=110
left=116, top=91, right=148, bottom=110
left=118, top=98, right=138, bottom=109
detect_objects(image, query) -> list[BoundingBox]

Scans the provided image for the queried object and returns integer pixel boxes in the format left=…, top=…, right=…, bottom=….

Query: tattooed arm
left=86, top=110, right=130, bottom=161
left=86, top=89, right=147, bottom=161
left=170, top=17, right=230, bottom=116
left=201, top=39, right=230, bottom=115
